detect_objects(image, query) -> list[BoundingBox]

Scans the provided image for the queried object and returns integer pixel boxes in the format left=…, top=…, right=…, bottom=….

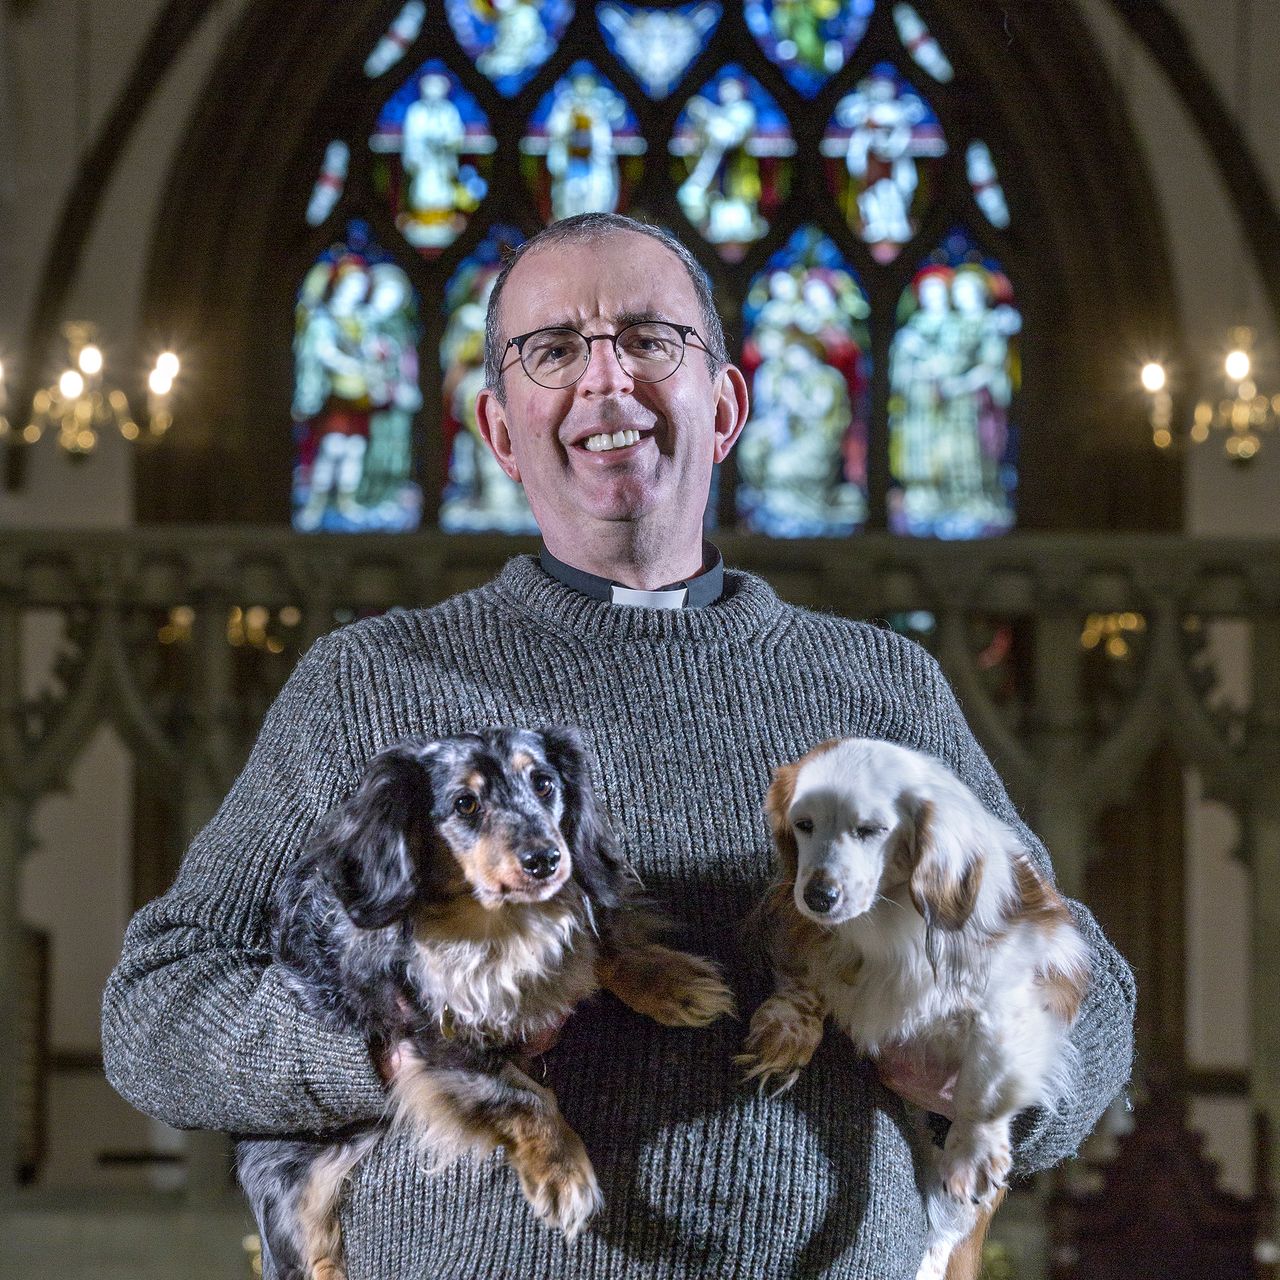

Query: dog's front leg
left=736, top=975, right=827, bottom=1094
left=596, top=913, right=735, bottom=1028
left=935, top=1013, right=1026, bottom=1204
left=390, top=1049, right=601, bottom=1238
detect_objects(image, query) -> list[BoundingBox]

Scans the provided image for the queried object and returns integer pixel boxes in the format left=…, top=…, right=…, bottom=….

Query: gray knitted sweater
left=102, top=556, right=1135, bottom=1280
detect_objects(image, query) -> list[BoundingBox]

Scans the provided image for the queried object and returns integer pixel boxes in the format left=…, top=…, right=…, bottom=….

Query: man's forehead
left=501, top=232, right=699, bottom=332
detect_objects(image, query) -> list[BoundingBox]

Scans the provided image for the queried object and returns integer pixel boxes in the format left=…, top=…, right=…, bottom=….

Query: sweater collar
left=538, top=543, right=725, bottom=609
left=488, top=554, right=785, bottom=643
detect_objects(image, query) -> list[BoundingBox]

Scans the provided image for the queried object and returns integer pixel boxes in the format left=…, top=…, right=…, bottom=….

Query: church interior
left=2, top=0, right=1279, bottom=1275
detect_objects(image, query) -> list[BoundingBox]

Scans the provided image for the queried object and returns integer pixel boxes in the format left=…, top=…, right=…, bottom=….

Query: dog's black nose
left=803, top=874, right=842, bottom=915
left=518, top=848, right=561, bottom=880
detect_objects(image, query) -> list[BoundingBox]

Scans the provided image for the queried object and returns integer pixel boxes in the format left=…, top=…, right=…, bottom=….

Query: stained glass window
left=598, top=2, right=721, bottom=97
left=291, top=0, right=1023, bottom=540
left=822, top=62, right=946, bottom=263
left=738, top=228, right=870, bottom=535
left=670, top=67, right=794, bottom=261
left=292, top=222, right=423, bottom=532
left=746, top=0, right=875, bottom=96
left=446, top=0, right=572, bottom=96
left=889, top=230, right=1020, bottom=538
left=371, top=60, right=495, bottom=255
left=521, top=62, right=646, bottom=222
left=440, top=228, right=539, bottom=533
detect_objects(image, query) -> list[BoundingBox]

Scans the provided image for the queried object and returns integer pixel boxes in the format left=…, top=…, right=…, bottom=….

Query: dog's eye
left=454, top=793, right=479, bottom=817
left=855, top=824, right=884, bottom=840
left=794, top=818, right=814, bottom=835
left=531, top=772, right=556, bottom=799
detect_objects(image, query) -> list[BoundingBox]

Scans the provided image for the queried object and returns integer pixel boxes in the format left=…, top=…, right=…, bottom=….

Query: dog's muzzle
left=802, top=871, right=842, bottom=916
left=518, top=847, right=561, bottom=881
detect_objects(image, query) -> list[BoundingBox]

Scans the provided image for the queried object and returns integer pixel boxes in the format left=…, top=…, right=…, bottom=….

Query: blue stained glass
left=888, top=229, right=1021, bottom=539
left=370, top=60, right=496, bottom=256
left=821, top=62, right=947, bottom=263
left=446, top=0, right=573, bottom=96
left=597, top=1, right=721, bottom=98
left=521, top=62, right=647, bottom=222
left=670, top=65, right=796, bottom=261
left=737, top=226, right=871, bottom=536
left=746, top=0, right=876, bottom=97
left=439, top=227, right=539, bottom=534
left=292, top=221, right=423, bottom=533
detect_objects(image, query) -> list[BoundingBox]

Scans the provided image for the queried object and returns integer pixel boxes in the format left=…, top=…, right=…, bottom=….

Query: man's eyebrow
left=614, top=310, right=668, bottom=328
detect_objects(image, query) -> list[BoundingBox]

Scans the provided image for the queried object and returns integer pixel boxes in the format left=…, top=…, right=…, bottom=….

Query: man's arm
left=101, top=633, right=387, bottom=1134
left=897, top=635, right=1136, bottom=1174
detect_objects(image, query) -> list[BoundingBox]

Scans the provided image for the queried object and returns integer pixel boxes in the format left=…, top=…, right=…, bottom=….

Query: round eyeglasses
left=505, top=321, right=706, bottom=390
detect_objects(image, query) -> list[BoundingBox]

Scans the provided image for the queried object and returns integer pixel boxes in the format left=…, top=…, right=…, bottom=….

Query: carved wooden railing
left=1, top=528, right=1278, bottom=1211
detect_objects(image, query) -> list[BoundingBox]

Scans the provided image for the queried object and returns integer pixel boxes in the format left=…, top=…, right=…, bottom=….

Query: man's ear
left=475, top=386, right=522, bottom=483
left=712, top=362, right=749, bottom=464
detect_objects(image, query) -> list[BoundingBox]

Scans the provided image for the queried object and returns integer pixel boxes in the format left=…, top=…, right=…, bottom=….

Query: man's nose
left=576, top=335, right=635, bottom=396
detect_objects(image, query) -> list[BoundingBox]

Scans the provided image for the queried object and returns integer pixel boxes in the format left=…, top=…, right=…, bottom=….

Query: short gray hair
left=482, top=213, right=728, bottom=401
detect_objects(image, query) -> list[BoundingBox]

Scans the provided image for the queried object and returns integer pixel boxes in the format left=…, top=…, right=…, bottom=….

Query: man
left=103, top=213, right=1134, bottom=1279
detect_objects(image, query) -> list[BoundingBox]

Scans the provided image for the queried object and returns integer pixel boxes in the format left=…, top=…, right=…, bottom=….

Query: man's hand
left=876, top=1047, right=958, bottom=1119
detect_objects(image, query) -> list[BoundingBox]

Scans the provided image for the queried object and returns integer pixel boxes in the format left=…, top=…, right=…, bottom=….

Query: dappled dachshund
left=237, top=727, right=733, bottom=1280
left=738, top=738, right=1090, bottom=1280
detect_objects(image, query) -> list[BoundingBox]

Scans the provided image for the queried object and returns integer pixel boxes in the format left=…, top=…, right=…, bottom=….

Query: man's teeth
left=583, top=429, right=641, bottom=453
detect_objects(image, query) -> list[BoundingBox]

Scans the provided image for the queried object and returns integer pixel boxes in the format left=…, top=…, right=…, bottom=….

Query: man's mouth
left=581, top=428, right=642, bottom=453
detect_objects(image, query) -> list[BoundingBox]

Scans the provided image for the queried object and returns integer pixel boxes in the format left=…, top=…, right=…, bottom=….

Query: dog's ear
left=539, top=725, right=628, bottom=910
left=903, top=796, right=984, bottom=933
left=317, top=749, right=431, bottom=929
left=764, top=761, right=802, bottom=881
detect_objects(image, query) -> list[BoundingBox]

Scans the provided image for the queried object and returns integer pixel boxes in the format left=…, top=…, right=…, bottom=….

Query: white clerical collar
left=538, top=544, right=725, bottom=609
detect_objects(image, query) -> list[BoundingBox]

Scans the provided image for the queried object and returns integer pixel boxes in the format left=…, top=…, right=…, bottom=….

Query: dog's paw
left=512, top=1124, right=603, bottom=1240
left=735, top=995, right=824, bottom=1095
left=607, top=946, right=736, bottom=1028
left=938, top=1123, right=1011, bottom=1204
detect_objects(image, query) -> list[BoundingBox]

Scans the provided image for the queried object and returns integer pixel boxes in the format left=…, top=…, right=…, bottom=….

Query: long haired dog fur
left=737, top=738, right=1090, bottom=1280
left=237, top=726, right=733, bottom=1280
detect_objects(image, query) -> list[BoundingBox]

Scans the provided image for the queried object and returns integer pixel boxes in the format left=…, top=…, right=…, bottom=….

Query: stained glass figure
left=745, top=0, right=875, bottom=97
left=670, top=67, right=795, bottom=261
left=446, top=0, right=572, bottom=96
left=365, top=1, right=426, bottom=79
left=306, top=140, right=348, bottom=227
left=891, top=3, right=954, bottom=82
left=292, top=222, right=423, bottom=533
left=966, top=140, right=1010, bottom=229
left=598, top=1, right=721, bottom=98
left=737, top=227, right=870, bottom=535
left=440, top=227, right=539, bottom=534
left=521, top=63, right=646, bottom=221
left=821, top=63, right=946, bottom=263
left=370, top=60, right=495, bottom=255
left=888, top=230, right=1020, bottom=538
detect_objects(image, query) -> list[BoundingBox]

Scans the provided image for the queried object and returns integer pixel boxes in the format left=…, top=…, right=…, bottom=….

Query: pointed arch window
left=289, top=0, right=1022, bottom=538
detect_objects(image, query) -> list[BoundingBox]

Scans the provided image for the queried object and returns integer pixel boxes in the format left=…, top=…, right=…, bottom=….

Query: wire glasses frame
left=505, top=321, right=707, bottom=389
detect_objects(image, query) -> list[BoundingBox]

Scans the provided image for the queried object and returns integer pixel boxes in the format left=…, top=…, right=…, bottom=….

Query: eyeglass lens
left=519, top=322, right=688, bottom=388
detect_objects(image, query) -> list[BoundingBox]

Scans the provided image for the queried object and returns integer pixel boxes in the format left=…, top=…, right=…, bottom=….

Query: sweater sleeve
left=101, top=633, right=387, bottom=1135
left=904, top=637, right=1136, bottom=1175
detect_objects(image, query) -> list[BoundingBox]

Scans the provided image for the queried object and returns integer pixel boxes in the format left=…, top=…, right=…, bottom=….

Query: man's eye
left=454, top=794, right=479, bottom=817
left=794, top=818, right=814, bottom=835
left=531, top=772, right=555, bottom=799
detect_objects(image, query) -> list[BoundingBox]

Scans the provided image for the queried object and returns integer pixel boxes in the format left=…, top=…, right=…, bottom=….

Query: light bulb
left=155, top=351, right=180, bottom=379
left=1225, top=348, right=1251, bottom=382
left=1140, top=362, right=1167, bottom=393
left=148, top=368, right=174, bottom=397
left=78, top=344, right=103, bottom=375
left=59, top=369, right=85, bottom=399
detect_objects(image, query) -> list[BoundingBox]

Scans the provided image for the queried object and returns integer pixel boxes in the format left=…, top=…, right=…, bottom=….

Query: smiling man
left=103, top=213, right=1134, bottom=1280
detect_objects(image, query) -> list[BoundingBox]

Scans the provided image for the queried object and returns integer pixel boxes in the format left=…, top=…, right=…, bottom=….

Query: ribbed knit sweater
left=102, top=556, right=1135, bottom=1280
